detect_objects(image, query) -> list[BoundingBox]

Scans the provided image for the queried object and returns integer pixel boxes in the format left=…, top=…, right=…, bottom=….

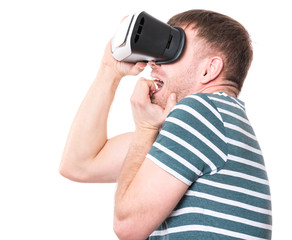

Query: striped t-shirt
left=146, top=92, right=272, bottom=240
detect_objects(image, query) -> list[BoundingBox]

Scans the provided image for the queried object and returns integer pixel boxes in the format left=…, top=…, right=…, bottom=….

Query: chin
left=151, top=95, right=167, bottom=109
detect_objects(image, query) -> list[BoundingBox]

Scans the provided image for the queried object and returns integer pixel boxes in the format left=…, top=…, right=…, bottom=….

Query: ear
left=200, top=57, right=223, bottom=84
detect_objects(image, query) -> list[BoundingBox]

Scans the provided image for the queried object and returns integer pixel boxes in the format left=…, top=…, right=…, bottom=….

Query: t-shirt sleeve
left=146, top=94, right=228, bottom=186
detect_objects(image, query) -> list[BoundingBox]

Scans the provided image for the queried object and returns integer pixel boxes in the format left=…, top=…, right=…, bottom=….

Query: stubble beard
left=150, top=94, right=168, bottom=109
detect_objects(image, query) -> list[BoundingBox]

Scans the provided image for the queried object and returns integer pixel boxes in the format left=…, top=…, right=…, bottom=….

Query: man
left=60, top=10, right=272, bottom=239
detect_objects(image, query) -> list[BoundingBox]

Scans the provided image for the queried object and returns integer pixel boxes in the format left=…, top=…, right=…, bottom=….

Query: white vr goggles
left=111, top=11, right=186, bottom=64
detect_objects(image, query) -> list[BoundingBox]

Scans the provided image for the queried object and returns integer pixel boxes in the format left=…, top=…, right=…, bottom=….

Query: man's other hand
left=130, top=78, right=177, bottom=131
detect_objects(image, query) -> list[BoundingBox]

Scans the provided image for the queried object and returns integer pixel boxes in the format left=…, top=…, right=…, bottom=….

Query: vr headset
left=111, top=11, right=186, bottom=64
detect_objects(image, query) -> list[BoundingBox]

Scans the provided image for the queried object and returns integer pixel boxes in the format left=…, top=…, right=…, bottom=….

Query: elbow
left=59, top=162, right=72, bottom=180
left=59, top=157, right=87, bottom=183
left=113, top=216, right=149, bottom=240
left=113, top=219, right=135, bottom=240
left=59, top=161, right=76, bottom=181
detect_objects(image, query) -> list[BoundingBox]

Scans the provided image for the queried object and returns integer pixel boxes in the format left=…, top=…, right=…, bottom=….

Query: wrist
left=97, top=64, right=123, bottom=82
left=133, top=127, right=158, bottom=146
left=94, top=64, right=123, bottom=94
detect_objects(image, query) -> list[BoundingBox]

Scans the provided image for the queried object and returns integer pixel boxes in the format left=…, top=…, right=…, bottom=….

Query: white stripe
left=150, top=224, right=269, bottom=240
left=160, top=130, right=218, bottom=173
left=166, top=117, right=227, bottom=161
left=186, top=191, right=272, bottom=215
left=218, top=108, right=251, bottom=125
left=226, top=137, right=262, bottom=155
left=197, top=178, right=271, bottom=201
left=218, top=170, right=269, bottom=185
left=224, top=122, right=257, bottom=141
left=231, top=97, right=245, bottom=110
left=185, top=95, right=222, bottom=121
left=209, top=96, right=245, bottom=111
left=228, top=154, right=266, bottom=171
left=153, top=142, right=202, bottom=176
left=213, top=92, right=227, bottom=96
left=146, top=154, right=192, bottom=185
left=171, top=104, right=226, bottom=142
left=214, top=92, right=246, bottom=109
left=171, top=207, right=272, bottom=230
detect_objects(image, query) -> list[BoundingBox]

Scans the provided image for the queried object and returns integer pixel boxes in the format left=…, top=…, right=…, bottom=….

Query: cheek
left=168, top=71, right=199, bottom=100
left=162, top=60, right=200, bottom=98
left=164, top=80, right=185, bottom=102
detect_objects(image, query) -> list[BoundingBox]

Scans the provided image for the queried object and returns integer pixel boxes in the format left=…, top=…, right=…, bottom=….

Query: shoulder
left=165, top=93, right=224, bottom=131
left=148, top=93, right=228, bottom=182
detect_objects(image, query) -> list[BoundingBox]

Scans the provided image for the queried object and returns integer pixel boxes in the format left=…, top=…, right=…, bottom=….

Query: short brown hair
left=168, top=10, right=253, bottom=91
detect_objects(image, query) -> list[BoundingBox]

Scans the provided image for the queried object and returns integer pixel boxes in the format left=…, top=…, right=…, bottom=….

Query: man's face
left=150, top=26, right=208, bottom=108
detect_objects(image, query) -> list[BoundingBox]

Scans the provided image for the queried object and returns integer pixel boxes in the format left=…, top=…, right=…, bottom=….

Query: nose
left=148, top=61, right=161, bottom=69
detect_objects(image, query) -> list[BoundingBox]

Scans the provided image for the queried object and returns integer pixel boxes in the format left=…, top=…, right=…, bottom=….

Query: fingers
left=131, top=77, right=152, bottom=105
left=130, top=78, right=177, bottom=130
left=102, top=38, right=147, bottom=78
left=132, top=78, right=177, bottom=108
left=128, top=62, right=147, bottom=76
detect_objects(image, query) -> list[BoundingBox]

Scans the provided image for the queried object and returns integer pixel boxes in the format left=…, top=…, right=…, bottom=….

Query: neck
left=199, top=80, right=239, bottom=98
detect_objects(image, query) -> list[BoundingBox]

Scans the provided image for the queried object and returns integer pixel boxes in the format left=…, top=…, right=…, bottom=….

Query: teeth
left=152, top=80, right=164, bottom=95
left=151, top=77, right=163, bottom=82
left=155, top=81, right=164, bottom=88
left=152, top=78, right=164, bottom=84
left=151, top=77, right=164, bottom=94
left=154, top=82, right=159, bottom=91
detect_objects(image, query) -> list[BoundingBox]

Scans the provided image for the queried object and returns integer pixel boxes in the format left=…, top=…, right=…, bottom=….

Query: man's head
left=150, top=9, right=253, bottom=108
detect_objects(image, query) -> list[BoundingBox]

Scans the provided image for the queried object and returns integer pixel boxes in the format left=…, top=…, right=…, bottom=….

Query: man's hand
left=130, top=77, right=177, bottom=131
left=101, top=40, right=147, bottom=79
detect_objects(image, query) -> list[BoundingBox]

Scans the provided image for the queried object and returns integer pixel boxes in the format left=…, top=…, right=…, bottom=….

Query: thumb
left=128, top=62, right=147, bottom=76
left=163, top=93, right=177, bottom=117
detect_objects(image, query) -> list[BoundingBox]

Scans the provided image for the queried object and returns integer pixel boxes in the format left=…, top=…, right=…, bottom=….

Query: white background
left=0, top=0, right=291, bottom=239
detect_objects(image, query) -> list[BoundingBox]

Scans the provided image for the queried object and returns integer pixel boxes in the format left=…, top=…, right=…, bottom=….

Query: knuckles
left=130, top=95, right=144, bottom=108
left=130, top=78, right=150, bottom=107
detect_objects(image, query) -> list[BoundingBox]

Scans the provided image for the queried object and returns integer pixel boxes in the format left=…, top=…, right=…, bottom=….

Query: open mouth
left=152, top=78, right=164, bottom=94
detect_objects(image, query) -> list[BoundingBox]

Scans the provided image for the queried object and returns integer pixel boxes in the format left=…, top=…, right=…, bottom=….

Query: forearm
left=59, top=39, right=147, bottom=182
left=60, top=66, right=121, bottom=172
left=114, top=79, right=176, bottom=208
left=115, top=128, right=158, bottom=204
left=114, top=128, right=158, bottom=238
left=112, top=79, right=177, bottom=239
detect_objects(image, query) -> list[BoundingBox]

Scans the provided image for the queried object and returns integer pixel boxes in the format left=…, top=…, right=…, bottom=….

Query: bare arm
left=113, top=79, right=187, bottom=240
left=59, top=41, right=146, bottom=183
